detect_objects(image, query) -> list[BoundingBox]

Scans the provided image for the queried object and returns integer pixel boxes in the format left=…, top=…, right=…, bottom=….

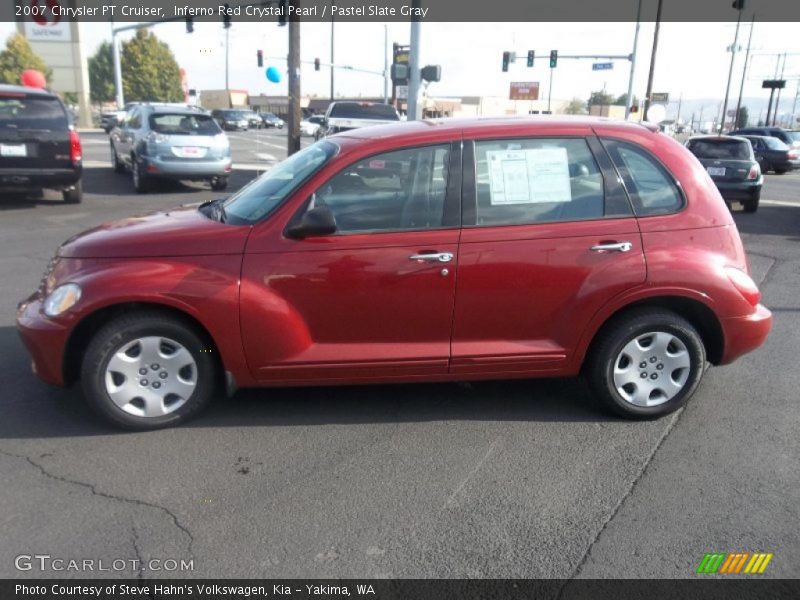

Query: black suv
left=0, top=84, right=82, bottom=203
left=729, top=127, right=800, bottom=149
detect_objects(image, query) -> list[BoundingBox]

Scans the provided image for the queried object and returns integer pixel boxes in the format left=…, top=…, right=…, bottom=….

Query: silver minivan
left=110, top=105, right=232, bottom=193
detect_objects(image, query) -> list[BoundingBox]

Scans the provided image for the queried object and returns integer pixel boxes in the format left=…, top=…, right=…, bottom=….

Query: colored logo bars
left=696, top=552, right=773, bottom=574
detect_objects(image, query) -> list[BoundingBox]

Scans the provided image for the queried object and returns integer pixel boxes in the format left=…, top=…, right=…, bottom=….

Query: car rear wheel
left=585, top=309, right=706, bottom=419
left=210, top=176, right=228, bottom=191
left=62, top=181, right=82, bottom=204
left=743, top=189, right=760, bottom=213
left=131, top=156, right=150, bottom=193
left=110, top=143, right=124, bottom=174
left=81, top=312, right=216, bottom=430
left=774, top=168, right=788, bottom=175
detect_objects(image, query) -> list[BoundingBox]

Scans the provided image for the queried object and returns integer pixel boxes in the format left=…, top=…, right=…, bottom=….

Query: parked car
left=242, top=110, right=263, bottom=129
left=315, top=101, right=401, bottom=139
left=300, top=114, right=325, bottom=137
left=729, top=127, right=800, bottom=150
left=0, top=84, right=82, bottom=203
left=260, top=112, right=285, bottom=129
left=110, top=104, right=232, bottom=193
left=740, top=135, right=800, bottom=175
left=685, top=135, right=762, bottom=212
left=211, top=109, right=249, bottom=131
left=17, top=117, right=772, bottom=430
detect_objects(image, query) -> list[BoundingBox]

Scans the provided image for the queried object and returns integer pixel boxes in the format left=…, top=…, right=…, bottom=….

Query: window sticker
left=486, top=147, right=572, bottom=204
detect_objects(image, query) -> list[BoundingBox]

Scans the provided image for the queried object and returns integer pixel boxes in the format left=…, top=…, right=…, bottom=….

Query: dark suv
left=0, top=84, right=82, bottom=203
left=729, top=127, right=800, bottom=150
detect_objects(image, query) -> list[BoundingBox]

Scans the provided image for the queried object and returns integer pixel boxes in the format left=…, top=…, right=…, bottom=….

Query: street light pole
left=330, top=1, right=334, bottom=102
left=383, top=25, right=389, bottom=104
left=643, top=0, right=663, bottom=121
left=407, top=0, right=422, bottom=120
left=719, top=6, right=743, bottom=134
left=287, top=1, right=301, bottom=156
left=625, top=0, right=642, bottom=120
left=112, top=29, right=124, bottom=108
left=773, top=53, right=787, bottom=126
left=734, top=15, right=755, bottom=129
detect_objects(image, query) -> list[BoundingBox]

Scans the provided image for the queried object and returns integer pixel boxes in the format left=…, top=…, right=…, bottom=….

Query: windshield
left=328, top=103, right=400, bottom=120
left=0, top=95, right=68, bottom=131
left=688, top=139, right=751, bottom=160
left=149, top=113, right=221, bottom=135
left=222, top=141, right=338, bottom=225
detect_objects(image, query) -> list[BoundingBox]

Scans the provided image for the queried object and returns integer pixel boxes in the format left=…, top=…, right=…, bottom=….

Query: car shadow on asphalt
left=733, top=204, right=800, bottom=240
left=0, top=326, right=616, bottom=439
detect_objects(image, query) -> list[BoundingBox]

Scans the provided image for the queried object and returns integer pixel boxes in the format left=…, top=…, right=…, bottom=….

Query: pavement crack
left=131, top=526, right=145, bottom=581
left=0, top=448, right=195, bottom=560
left=558, top=409, right=685, bottom=592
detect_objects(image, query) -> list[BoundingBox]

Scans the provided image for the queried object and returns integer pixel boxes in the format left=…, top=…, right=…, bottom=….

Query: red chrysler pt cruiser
left=17, top=117, right=772, bottom=429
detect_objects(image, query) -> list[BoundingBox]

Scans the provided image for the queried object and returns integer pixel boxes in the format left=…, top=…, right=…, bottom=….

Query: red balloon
left=20, top=69, right=47, bottom=89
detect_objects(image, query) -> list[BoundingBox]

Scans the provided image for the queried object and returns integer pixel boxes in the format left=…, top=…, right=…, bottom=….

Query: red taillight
left=788, top=151, right=798, bottom=160
left=747, top=164, right=760, bottom=180
left=69, top=129, right=82, bottom=166
left=725, top=266, right=761, bottom=306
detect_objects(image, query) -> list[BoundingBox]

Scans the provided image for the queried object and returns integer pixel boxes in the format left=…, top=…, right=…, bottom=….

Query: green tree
left=614, top=93, right=639, bottom=106
left=588, top=90, right=615, bottom=106
left=564, top=97, right=587, bottom=115
left=121, top=29, right=183, bottom=103
left=88, top=41, right=116, bottom=103
left=736, top=106, right=749, bottom=129
left=0, top=33, right=52, bottom=85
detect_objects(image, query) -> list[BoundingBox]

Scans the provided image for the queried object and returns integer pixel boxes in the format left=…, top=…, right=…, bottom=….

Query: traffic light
left=222, top=3, right=231, bottom=28
left=314, top=57, right=320, bottom=71
left=257, top=50, right=263, bottom=68
left=391, top=63, right=409, bottom=83
left=527, top=50, right=534, bottom=67
left=185, top=18, right=193, bottom=34
left=502, top=51, right=510, bottom=72
left=421, top=65, right=441, bottom=82
left=549, top=50, right=558, bottom=68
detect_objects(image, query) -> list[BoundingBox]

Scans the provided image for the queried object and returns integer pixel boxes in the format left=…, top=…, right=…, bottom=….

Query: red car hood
left=59, top=205, right=250, bottom=258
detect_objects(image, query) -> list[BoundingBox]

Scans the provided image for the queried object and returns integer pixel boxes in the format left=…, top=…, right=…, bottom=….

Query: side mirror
left=287, top=206, right=337, bottom=239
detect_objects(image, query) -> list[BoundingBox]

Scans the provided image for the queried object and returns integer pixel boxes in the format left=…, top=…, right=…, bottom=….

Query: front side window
left=472, top=138, right=605, bottom=226
left=306, top=144, right=451, bottom=234
left=603, top=139, right=684, bottom=217
left=223, top=141, right=337, bottom=225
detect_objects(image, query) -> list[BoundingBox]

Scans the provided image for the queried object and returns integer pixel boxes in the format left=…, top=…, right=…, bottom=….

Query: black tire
left=62, top=181, right=82, bottom=204
left=774, top=168, right=788, bottom=175
left=210, top=176, right=228, bottom=191
left=110, top=143, right=124, bottom=174
left=131, top=156, right=150, bottom=193
left=742, top=189, right=760, bottom=213
left=80, top=311, right=217, bottom=430
left=758, top=159, right=770, bottom=174
left=584, top=308, right=706, bottom=419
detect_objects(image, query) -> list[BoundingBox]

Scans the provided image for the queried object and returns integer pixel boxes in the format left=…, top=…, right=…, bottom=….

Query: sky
left=1, top=20, right=799, bottom=115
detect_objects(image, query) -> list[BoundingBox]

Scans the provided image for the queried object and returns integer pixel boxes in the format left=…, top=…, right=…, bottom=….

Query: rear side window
left=149, top=113, right=221, bottom=135
left=0, top=95, right=68, bottom=131
left=687, top=139, right=752, bottom=160
left=763, top=137, right=789, bottom=150
left=602, top=139, right=684, bottom=217
left=472, top=138, right=605, bottom=226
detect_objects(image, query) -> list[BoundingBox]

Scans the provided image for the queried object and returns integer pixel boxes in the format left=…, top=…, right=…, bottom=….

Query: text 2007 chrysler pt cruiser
left=17, top=117, right=772, bottom=429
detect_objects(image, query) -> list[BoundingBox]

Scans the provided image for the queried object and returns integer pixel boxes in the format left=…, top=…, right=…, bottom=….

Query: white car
left=300, top=115, right=325, bottom=137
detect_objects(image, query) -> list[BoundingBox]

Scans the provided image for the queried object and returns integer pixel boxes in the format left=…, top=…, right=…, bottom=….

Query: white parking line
left=226, top=133, right=287, bottom=151
left=761, top=199, right=800, bottom=207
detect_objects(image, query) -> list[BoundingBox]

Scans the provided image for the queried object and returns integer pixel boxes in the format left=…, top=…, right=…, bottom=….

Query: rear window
left=149, top=113, right=221, bottom=135
left=763, top=137, right=789, bottom=150
left=328, top=103, right=400, bottom=120
left=0, top=95, right=68, bottom=131
left=687, top=139, right=751, bottom=160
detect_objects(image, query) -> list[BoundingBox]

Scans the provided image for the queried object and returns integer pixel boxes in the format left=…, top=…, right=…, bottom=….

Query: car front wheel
left=81, top=312, right=216, bottom=430
left=585, top=309, right=706, bottom=419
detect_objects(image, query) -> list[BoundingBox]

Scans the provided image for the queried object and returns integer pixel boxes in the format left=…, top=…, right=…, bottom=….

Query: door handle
left=591, top=242, right=633, bottom=253
left=409, top=252, right=454, bottom=263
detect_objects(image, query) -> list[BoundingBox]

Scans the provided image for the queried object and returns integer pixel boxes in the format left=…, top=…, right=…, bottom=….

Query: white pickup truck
left=316, top=101, right=401, bottom=139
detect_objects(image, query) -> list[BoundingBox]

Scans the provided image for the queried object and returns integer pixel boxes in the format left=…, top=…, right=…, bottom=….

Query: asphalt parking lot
left=0, top=130, right=798, bottom=579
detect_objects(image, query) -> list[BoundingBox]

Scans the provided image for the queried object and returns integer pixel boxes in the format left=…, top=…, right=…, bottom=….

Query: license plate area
left=171, top=146, right=208, bottom=159
left=707, top=166, right=726, bottom=176
left=0, top=143, right=27, bottom=157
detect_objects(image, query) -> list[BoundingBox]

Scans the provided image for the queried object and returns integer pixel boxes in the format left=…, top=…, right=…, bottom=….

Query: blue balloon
left=266, top=66, right=281, bottom=83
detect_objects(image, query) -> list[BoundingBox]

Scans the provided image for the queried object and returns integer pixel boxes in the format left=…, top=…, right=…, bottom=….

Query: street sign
left=651, top=92, right=670, bottom=103
left=509, top=82, right=540, bottom=100
left=762, top=79, right=786, bottom=89
left=592, top=63, right=613, bottom=71
left=396, top=85, right=409, bottom=100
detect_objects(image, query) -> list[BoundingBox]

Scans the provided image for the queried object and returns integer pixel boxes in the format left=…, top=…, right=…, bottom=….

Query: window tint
left=687, top=139, right=751, bottom=160
left=309, top=144, right=450, bottom=234
left=472, top=138, right=604, bottom=226
left=328, top=102, right=400, bottom=120
left=603, top=139, right=683, bottom=216
left=149, top=113, right=221, bottom=135
left=0, top=96, right=68, bottom=131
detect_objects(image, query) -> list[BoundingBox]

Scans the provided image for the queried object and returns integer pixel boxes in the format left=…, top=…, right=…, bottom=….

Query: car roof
left=0, top=83, right=59, bottom=98
left=688, top=135, right=749, bottom=142
left=142, top=104, right=206, bottom=115
left=335, top=115, right=660, bottom=143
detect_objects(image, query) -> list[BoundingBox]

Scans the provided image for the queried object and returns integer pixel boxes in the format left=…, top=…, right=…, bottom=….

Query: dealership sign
left=22, top=0, right=72, bottom=42
left=509, top=82, right=540, bottom=101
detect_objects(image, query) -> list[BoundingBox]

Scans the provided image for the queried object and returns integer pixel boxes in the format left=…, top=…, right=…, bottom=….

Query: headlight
left=43, top=283, right=81, bottom=317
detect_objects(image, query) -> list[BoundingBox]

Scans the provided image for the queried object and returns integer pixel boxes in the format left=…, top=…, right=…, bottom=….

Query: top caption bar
left=4, top=0, right=800, bottom=23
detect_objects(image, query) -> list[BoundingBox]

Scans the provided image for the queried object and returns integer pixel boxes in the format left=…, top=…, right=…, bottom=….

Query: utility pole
left=112, top=29, right=124, bottom=108
left=643, top=0, right=663, bottom=121
left=383, top=24, right=389, bottom=104
left=287, top=1, right=301, bottom=155
left=719, top=5, right=742, bottom=134
left=407, top=0, right=422, bottom=120
left=773, top=53, right=787, bottom=126
left=625, top=0, right=642, bottom=120
left=734, top=15, right=755, bottom=129
left=329, top=0, right=334, bottom=102
left=766, top=54, right=781, bottom=125
left=676, top=92, right=683, bottom=124
left=548, top=68, right=554, bottom=112
left=225, top=27, right=230, bottom=91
